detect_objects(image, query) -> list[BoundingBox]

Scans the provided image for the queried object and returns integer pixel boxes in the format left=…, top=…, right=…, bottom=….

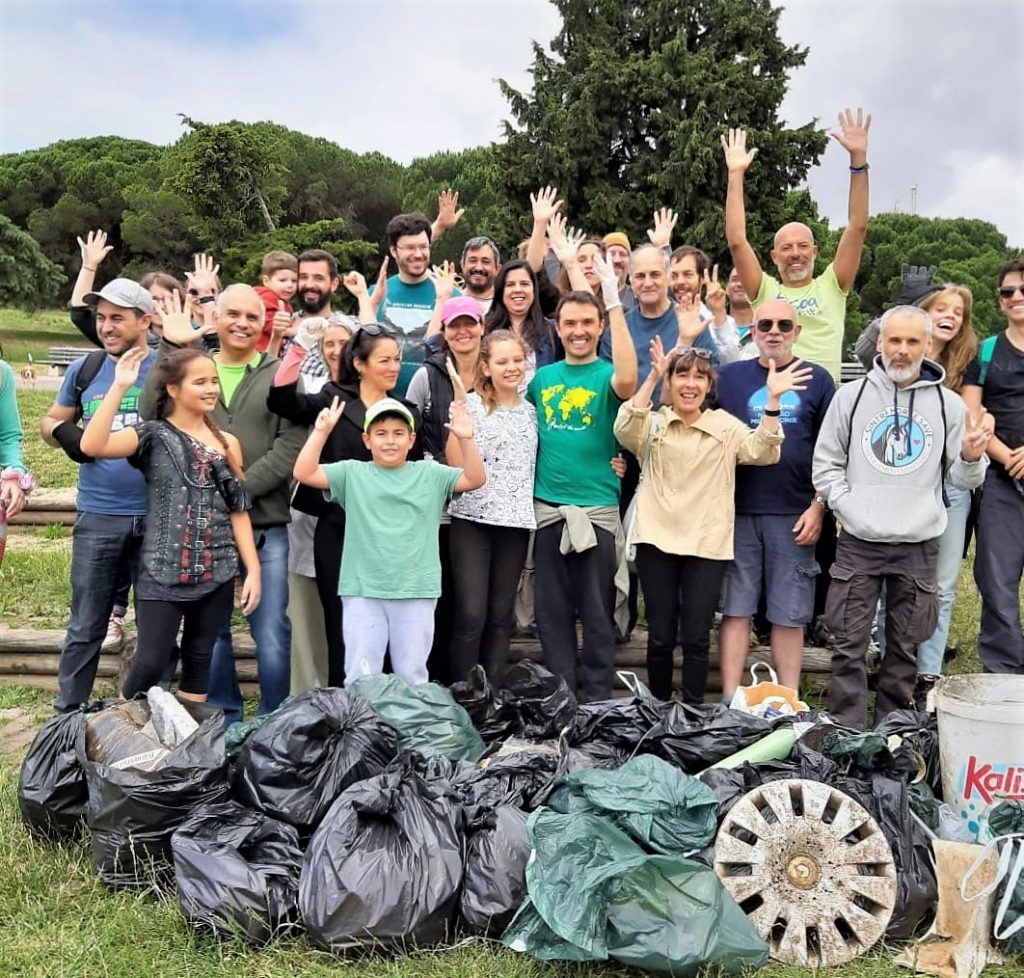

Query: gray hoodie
left=813, top=356, right=988, bottom=543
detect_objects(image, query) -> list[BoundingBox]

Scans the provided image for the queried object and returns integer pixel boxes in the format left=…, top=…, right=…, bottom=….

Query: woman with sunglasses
left=268, top=307, right=420, bottom=685
left=614, top=326, right=811, bottom=703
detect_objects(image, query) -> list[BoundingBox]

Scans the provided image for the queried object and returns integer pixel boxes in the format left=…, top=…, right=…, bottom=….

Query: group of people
left=2, top=107, right=1022, bottom=733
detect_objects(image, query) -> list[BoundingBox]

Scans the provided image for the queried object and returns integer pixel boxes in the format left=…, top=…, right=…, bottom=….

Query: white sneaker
left=102, top=613, right=125, bottom=651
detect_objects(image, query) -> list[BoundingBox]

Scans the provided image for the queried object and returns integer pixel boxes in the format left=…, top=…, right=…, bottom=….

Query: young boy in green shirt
left=293, top=394, right=485, bottom=684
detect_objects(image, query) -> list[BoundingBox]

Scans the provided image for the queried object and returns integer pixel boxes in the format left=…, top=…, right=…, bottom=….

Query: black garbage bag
left=233, top=687, right=397, bottom=835
left=461, top=801, right=530, bottom=937
left=449, top=666, right=519, bottom=744
left=646, top=702, right=778, bottom=773
left=171, top=799, right=303, bottom=945
left=478, top=738, right=563, bottom=810
left=19, top=700, right=115, bottom=842
left=299, top=754, right=464, bottom=950
left=503, top=660, right=577, bottom=740
left=81, top=703, right=229, bottom=889
left=874, top=709, right=941, bottom=794
left=569, top=692, right=667, bottom=756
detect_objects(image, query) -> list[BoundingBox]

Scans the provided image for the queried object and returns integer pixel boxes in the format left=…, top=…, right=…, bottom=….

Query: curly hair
left=920, top=285, right=977, bottom=393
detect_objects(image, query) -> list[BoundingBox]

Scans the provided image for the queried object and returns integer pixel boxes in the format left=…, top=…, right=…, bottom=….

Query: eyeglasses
left=755, top=318, right=796, bottom=333
left=999, top=284, right=1024, bottom=299
left=673, top=346, right=713, bottom=361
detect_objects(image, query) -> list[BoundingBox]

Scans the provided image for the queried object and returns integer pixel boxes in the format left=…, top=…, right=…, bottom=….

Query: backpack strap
left=977, top=334, right=998, bottom=387
left=72, top=349, right=108, bottom=423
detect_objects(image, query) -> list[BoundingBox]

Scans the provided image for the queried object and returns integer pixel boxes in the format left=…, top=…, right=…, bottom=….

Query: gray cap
left=83, top=278, right=154, bottom=315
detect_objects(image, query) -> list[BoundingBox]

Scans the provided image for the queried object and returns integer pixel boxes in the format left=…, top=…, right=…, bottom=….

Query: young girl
left=614, top=337, right=808, bottom=703
left=446, top=330, right=538, bottom=684
left=80, top=346, right=260, bottom=702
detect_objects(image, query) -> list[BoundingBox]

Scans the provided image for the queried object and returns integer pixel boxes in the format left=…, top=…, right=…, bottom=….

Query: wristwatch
left=813, top=494, right=828, bottom=509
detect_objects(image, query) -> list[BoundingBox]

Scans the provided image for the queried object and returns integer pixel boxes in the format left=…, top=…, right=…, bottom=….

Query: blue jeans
left=207, top=525, right=291, bottom=725
left=915, top=485, right=970, bottom=675
left=55, top=512, right=144, bottom=713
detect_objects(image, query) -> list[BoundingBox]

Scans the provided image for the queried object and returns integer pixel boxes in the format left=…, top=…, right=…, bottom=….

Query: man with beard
left=668, top=246, right=745, bottom=362
left=140, top=285, right=305, bottom=725
left=717, top=299, right=835, bottom=700
left=459, top=236, right=500, bottom=315
left=291, top=249, right=356, bottom=384
left=602, top=232, right=635, bottom=312
left=812, top=305, right=990, bottom=728
left=41, top=280, right=156, bottom=712
left=723, top=108, right=872, bottom=382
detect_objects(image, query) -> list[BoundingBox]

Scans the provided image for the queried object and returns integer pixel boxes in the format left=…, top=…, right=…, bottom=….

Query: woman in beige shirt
left=614, top=337, right=811, bottom=703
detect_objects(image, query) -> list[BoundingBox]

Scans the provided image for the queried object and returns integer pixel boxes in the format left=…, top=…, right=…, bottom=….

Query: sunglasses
left=353, top=322, right=398, bottom=340
left=999, top=284, right=1024, bottom=299
left=673, top=346, right=713, bottom=361
left=755, top=318, right=796, bottom=333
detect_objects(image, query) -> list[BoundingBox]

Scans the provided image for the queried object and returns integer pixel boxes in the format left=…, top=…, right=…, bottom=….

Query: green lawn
left=0, top=306, right=83, bottom=368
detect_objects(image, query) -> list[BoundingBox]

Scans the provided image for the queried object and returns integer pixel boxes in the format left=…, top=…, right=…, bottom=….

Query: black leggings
left=635, top=544, right=728, bottom=704
left=125, top=581, right=234, bottom=698
left=448, top=518, right=530, bottom=685
left=313, top=517, right=346, bottom=686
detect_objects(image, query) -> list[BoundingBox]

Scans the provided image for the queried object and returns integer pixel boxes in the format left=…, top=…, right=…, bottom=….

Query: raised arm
left=548, top=213, right=591, bottom=293
left=424, top=263, right=457, bottom=341
left=721, top=128, right=764, bottom=300
left=594, top=254, right=638, bottom=399
left=342, top=270, right=380, bottom=324
left=446, top=401, right=485, bottom=492
left=69, top=230, right=115, bottom=346
left=526, top=186, right=563, bottom=273
left=430, top=189, right=465, bottom=242
left=78, top=347, right=145, bottom=458
left=830, top=107, right=872, bottom=292
left=293, top=397, right=345, bottom=490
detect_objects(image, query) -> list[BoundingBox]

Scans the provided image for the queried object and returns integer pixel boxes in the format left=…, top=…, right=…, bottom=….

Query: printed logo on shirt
left=773, top=290, right=822, bottom=319
left=82, top=386, right=142, bottom=432
left=540, top=383, right=597, bottom=429
left=747, top=386, right=801, bottom=425
left=861, top=407, right=934, bottom=475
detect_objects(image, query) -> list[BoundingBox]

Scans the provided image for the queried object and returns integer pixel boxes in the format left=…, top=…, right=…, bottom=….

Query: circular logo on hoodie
left=862, top=408, right=934, bottom=475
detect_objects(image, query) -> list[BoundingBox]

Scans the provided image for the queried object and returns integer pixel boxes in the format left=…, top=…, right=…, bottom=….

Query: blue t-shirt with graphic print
left=717, top=357, right=835, bottom=514
left=56, top=351, right=155, bottom=514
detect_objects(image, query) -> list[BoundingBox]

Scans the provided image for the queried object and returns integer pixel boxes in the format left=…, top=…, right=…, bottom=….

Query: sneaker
left=101, top=613, right=125, bottom=651
left=914, top=674, right=940, bottom=712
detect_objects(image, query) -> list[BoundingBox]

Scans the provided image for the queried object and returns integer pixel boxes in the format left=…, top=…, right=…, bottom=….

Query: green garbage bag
left=504, top=810, right=768, bottom=974
left=545, top=754, right=717, bottom=855
left=348, top=674, right=485, bottom=763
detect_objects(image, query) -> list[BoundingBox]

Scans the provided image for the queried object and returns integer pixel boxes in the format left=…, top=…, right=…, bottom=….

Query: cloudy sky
left=1, top=0, right=1021, bottom=245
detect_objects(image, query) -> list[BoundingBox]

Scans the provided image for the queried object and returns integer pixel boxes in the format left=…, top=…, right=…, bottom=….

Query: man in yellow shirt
left=721, top=108, right=872, bottom=382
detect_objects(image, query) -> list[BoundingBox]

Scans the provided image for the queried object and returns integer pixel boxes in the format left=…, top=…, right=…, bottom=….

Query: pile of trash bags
left=19, top=662, right=1007, bottom=973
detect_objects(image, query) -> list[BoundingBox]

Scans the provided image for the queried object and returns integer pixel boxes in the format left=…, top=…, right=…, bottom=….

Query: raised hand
left=961, top=409, right=992, bottom=464
left=313, top=396, right=345, bottom=433
left=435, top=189, right=465, bottom=233
left=445, top=398, right=475, bottom=440
left=429, top=261, right=457, bottom=304
left=674, top=292, right=704, bottom=345
left=293, top=317, right=327, bottom=351
left=342, top=270, right=369, bottom=298
left=446, top=356, right=469, bottom=403
left=831, top=107, right=871, bottom=159
left=113, top=346, right=146, bottom=390
left=646, top=207, right=678, bottom=249
left=77, top=229, right=113, bottom=270
left=702, top=264, right=727, bottom=316
left=720, top=128, right=758, bottom=174
left=188, top=253, right=220, bottom=294
left=369, top=258, right=389, bottom=311
left=766, top=358, right=813, bottom=400
left=592, top=252, right=621, bottom=310
left=548, top=212, right=584, bottom=266
left=648, top=335, right=669, bottom=380
left=530, top=185, right=563, bottom=225
left=159, top=290, right=213, bottom=345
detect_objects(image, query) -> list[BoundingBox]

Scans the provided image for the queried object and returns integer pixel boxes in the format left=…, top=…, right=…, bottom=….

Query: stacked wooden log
left=0, top=625, right=833, bottom=700
left=8, top=487, right=77, bottom=527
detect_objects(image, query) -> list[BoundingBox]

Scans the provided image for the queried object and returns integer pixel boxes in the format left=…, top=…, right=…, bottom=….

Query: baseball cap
left=83, top=278, right=155, bottom=315
left=441, top=296, right=484, bottom=327
left=363, top=397, right=416, bottom=432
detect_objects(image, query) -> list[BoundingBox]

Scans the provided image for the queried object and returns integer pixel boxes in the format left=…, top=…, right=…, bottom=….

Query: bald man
left=722, top=109, right=872, bottom=382
left=140, top=282, right=306, bottom=725
left=716, top=298, right=836, bottom=698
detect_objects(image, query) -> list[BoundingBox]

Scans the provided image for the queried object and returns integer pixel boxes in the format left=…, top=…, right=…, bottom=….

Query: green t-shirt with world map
left=527, top=357, right=623, bottom=507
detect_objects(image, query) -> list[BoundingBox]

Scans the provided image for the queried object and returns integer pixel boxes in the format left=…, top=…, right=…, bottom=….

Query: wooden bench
left=46, top=346, right=97, bottom=377
left=840, top=360, right=867, bottom=384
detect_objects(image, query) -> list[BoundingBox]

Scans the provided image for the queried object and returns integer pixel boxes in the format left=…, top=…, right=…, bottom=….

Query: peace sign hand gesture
left=961, top=409, right=992, bottom=464
left=313, top=396, right=345, bottom=433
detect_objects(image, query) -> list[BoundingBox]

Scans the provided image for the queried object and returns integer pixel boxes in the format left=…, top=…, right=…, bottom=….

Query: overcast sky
left=1, top=0, right=1021, bottom=246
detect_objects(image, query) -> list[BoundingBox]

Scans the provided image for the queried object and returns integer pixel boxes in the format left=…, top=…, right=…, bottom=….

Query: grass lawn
left=0, top=306, right=85, bottom=368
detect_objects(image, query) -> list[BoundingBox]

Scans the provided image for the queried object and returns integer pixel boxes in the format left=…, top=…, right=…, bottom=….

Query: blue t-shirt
left=717, top=357, right=835, bottom=514
left=599, top=302, right=718, bottom=400
left=374, top=276, right=461, bottom=397
left=57, top=351, right=155, bottom=515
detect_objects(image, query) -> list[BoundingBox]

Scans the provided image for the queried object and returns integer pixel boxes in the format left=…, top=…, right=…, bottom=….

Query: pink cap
left=441, top=296, right=484, bottom=327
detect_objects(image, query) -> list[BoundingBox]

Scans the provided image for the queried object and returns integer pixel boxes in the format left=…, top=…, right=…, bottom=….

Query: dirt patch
left=0, top=707, right=43, bottom=763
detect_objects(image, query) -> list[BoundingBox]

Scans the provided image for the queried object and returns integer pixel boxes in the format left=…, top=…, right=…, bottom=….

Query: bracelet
left=763, top=408, right=781, bottom=417
left=83, top=265, right=97, bottom=272
left=849, top=163, right=870, bottom=173
left=1, top=468, right=37, bottom=493
left=198, top=295, right=216, bottom=305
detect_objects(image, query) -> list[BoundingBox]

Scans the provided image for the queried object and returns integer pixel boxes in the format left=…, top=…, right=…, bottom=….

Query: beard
left=882, top=352, right=923, bottom=384
left=300, top=286, right=332, bottom=315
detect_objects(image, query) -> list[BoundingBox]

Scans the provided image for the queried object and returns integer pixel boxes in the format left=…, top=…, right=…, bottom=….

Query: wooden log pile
left=0, top=625, right=833, bottom=700
left=8, top=488, right=78, bottom=527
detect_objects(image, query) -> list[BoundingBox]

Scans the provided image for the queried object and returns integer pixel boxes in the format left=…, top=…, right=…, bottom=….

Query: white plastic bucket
left=934, top=674, right=1024, bottom=841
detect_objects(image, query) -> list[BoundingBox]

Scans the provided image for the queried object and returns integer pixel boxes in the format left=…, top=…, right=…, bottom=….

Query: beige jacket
left=614, top=402, right=783, bottom=560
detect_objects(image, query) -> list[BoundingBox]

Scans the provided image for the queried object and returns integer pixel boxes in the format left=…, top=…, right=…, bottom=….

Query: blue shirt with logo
left=717, top=357, right=835, bottom=514
left=57, top=351, right=155, bottom=515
